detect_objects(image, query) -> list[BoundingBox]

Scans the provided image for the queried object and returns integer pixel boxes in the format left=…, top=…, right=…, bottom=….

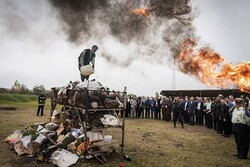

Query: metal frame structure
left=50, top=86, right=127, bottom=158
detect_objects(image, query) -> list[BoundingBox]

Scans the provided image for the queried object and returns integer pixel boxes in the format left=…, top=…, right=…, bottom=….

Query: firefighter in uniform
left=37, top=93, right=46, bottom=116
left=232, top=97, right=250, bottom=159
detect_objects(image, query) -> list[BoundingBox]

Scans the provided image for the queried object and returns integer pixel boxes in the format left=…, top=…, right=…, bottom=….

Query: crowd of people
left=76, top=45, right=250, bottom=160
left=124, top=94, right=250, bottom=159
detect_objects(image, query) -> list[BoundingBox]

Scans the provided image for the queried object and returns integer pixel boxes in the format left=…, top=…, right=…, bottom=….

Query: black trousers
left=183, top=110, right=189, bottom=123
left=189, top=111, right=195, bottom=125
left=173, top=112, right=183, bottom=127
left=80, top=74, right=89, bottom=82
left=37, top=105, right=44, bottom=116
left=196, top=110, right=203, bottom=125
left=233, top=124, right=249, bottom=159
left=145, top=108, right=150, bottom=118
left=217, top=119, right=223, bottom=133
left=207, top=113, right=213, bottom=129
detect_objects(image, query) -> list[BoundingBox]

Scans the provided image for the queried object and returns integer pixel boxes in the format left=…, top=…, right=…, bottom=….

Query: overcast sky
left=0, top=0, right=249, bottom=96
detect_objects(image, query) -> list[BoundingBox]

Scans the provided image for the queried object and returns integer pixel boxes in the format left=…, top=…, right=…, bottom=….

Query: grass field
left=0, top=96, right=250, bottom=167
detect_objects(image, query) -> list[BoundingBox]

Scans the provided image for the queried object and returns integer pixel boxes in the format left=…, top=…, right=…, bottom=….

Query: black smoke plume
left=49, top=0, right=197, bottom=65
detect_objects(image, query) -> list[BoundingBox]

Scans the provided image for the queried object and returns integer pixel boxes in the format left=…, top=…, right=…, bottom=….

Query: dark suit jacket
left=195, top=101, right=204, bottom=111
left=188, top=101, right=196, bottom=113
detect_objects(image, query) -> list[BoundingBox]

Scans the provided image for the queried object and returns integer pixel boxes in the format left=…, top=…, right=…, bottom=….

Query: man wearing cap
left=78, top=45, right=98, bottom=82
left=232, top=97, right=250, bottom=159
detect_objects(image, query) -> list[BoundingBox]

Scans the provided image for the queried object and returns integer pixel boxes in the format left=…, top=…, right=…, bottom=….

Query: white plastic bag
left=80, top=64, right=94, bottom=75
left=4, top=130, right=23, bottom=143
left=20, top=135, right=32, bottom=149
left=50, top=149, right=79, bottom=167
left=100, top=114, right=119, bottom=126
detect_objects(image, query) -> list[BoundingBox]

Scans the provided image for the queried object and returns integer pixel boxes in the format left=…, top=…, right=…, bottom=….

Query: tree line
left=0, top=80, right=50, bottom=97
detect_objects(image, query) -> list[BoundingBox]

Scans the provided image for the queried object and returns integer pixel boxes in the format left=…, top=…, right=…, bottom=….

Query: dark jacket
left=195, top=101, right=204, bottom=111
left=38, top=94, right=46, bottom=106
left=188, top=101, right=196, bottom=113
left=172, top=102, right=182, bottom=114
left=221, top=104, right=230, bottom=121
left=78, top=49, right=96, bottom=70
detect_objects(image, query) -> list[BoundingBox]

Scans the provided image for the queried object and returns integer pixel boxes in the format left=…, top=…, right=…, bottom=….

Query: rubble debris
left=4, top=80, right=127, bottom=166
left=51, top=80, right=125, bottom=109
left=4, top=130, right=22, bottom=143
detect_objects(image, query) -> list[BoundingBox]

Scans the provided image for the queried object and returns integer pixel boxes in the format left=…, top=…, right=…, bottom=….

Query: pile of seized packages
left=4, top=80, right=125, bottom=167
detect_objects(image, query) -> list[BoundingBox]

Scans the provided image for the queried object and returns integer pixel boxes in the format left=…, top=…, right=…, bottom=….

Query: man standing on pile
left=37, top=93, right=46, bottom=116
left=78, top=45, right=98, bottom=82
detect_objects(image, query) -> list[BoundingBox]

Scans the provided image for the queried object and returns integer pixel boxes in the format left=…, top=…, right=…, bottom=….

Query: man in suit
left=195, top=97, right=204, bottom=125
left=213, top=94, right=224, bottom=133
left=180, top=96, right=189, bottom=124
left=188, top=96, right=196, bottom=126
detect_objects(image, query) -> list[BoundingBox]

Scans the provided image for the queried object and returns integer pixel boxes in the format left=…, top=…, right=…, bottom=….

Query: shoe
left=233, top=153, right=240, bottom=157
left=237, top=156, right=247, bottom=159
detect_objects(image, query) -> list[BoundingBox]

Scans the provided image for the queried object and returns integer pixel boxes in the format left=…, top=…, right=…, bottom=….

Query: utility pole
left=172, top=58, right=176, bottom=90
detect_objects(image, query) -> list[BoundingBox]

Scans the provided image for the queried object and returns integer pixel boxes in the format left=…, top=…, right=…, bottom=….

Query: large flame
left=130, top=7, right=150, bottom=17
left=178, top=39, right=250, bottom=93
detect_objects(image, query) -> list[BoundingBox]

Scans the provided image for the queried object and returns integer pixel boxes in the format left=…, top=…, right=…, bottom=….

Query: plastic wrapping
left=50, top=149, right=79, bottom=167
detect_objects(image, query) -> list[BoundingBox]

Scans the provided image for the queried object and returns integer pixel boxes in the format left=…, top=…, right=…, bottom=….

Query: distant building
left=160, top=89, right=250, bottom=97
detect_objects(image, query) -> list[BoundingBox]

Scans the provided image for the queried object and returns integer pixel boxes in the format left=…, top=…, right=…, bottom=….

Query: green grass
left=1, top=110, right=250, bottom=167
left=0, top=93, right=37, bottom=102
left=0, top=93, right=51, bottom=109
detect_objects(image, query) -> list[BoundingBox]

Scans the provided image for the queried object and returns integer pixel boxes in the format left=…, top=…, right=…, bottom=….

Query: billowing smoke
left=49, top=0, right=197, bottom=66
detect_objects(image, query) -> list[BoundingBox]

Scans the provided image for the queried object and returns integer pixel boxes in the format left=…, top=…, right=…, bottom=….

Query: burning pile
left=178, top=39, right=250, bottom=93
left=4, top=80, right=126, bottom=166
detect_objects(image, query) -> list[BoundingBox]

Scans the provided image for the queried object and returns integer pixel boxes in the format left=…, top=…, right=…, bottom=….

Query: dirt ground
left=1, top=107, right=250, bottom=167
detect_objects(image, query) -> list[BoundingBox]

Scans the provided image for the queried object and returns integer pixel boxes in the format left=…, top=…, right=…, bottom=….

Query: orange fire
left=178, top=39, right=250, bottom=93
left=130, top=7, right=150, bottom=17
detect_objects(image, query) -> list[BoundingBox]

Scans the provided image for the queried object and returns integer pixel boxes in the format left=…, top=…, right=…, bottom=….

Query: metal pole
left=83, top=80, right=90, bottom=159
left=50, top=88, right=57, bottom=122
left=121, top=86, right=127, bottom=153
